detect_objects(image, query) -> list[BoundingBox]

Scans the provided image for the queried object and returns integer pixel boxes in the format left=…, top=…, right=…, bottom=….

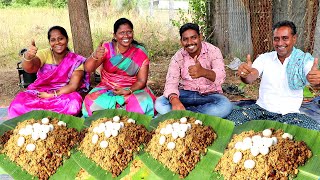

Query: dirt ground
left=0, top=57, right=259, bottom=107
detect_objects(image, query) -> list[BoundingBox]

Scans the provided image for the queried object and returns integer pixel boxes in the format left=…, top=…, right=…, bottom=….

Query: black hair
left=179, top=23, right=200, bottom=38
left=113, top=17, right=142, bottom=46
left=47, top=26, right=69, bottom=41
left=272, top=20, right=297, bottom=35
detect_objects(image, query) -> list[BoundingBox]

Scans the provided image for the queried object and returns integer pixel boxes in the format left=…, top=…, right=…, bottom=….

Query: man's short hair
left=179, top=23, right=200, bottom=38
left=272, top=20, right=297, bottom=35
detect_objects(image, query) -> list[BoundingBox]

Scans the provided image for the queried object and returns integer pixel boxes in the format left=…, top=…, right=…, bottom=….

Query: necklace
left=116, top=43, right=131, bottom=55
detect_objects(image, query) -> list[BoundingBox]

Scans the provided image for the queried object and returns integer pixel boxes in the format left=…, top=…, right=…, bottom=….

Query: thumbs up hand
left=188, top=55, right=204, bottom=79
left=307, top=58, right=320, bottom=86
left=24, top=39, right=38, bottom=60
left=93, top=41, right=106, bottom=60
left=238, top=54, right=254, bottom=78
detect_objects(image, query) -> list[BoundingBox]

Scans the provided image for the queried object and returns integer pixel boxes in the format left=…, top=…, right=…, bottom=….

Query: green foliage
left=171, top=0, right=207, bottom=35
left=7, top=0, right=67, bottom=7
left=0, top=0, right=12, bottom=6
left=14, top=0, right=30, bottom=5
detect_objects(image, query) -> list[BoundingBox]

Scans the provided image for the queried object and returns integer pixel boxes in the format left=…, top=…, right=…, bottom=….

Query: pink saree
left=8, top=52, right=89, bottom=118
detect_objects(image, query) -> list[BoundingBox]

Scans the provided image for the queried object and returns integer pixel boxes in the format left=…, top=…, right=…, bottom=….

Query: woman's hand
left=37, top=92, right=54, bottom=98
left=113, top=87, right=131, bottom=95
left=25, top=39, right=38, bottom=60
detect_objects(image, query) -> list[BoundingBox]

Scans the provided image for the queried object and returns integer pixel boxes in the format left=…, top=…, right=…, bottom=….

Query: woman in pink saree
left=82, top=18, right=156, bottom=117
left=8, top=26, right=89, bottom=118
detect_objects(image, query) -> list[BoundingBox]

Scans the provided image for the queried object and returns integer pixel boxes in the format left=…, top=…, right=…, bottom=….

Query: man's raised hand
left=307, top=58, right=320, bottom=86
left=188, top=55, right=203, bottom=79
left=238, top=54, right=253, bottom=78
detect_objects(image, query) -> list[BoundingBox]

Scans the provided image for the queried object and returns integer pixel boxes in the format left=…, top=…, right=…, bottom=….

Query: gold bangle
left=54, top=90, right=57, bottom=97
left=91, top=52, right=99, bottom=61
left=128, top=88, right=133, bottom=94
left=23, top=53, right=33, bottom=62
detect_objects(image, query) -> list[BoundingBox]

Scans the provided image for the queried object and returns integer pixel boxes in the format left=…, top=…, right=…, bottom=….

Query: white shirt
left=253, top=51, right=313, bottom=115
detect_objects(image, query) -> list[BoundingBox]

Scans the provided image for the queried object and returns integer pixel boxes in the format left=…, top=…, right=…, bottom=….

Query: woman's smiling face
left=114, top=23, right=134, bottom=48
left=49, top=29, right=68, bottom=54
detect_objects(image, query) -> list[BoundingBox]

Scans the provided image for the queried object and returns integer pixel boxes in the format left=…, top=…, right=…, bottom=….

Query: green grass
left=0, top=7, right=181, bottom=70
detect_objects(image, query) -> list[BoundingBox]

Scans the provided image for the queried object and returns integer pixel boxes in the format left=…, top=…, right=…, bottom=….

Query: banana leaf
left=138, top=110, right=235, bottom=180
left=231, top=120, right=320, bottom=180
left=0, top=110, right=84, bottom=180
left=72, top=109, right=153, bottom=180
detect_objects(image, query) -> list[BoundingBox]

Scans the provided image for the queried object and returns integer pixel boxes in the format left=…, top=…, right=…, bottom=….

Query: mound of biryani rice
left=1, top=117, right=80, bottom=180
left=78, top=116, right=151, bottom=177
left=145, top=117, right=216, bottom=178
left=215, top=129, right=312, bottom=179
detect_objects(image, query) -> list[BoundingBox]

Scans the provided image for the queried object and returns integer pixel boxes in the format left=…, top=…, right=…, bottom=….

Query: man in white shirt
left=227, top=20, right=320, bottom=130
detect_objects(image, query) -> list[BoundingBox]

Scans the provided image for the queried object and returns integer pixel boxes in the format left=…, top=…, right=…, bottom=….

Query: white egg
left=194, top=120, right=202, bottom=125
left=282, top=133, right=293, bottom=140
left=241, top=141, right=252, bottom=151
left=166, top=124, right=173, bottom=130
left=262, top=129, right=272, bottom=137
left=119, top=122, right=124, bottom=128
left=41, top=118, right=49, bottom=124
left=262, top=137, right=273, bottom=148
left=58, top=121, right=66, bottom=126
left=271, top=137, right=278, bottom=145
left=31, top=132, right=40, bottom=141
left=233, top=151, right=242, bottom=163
left=100, top=141, right=108, bottom=148
left=250, top=146, right=260, bottom=157
left=243, top=137, right=252, bottom=145
left=234, top=141, right=243, bottom=150
left=42, top=125, right=50, bottom=134
left=187, top=123, right=192, bottom=129
left=160, top=128, right=166, bottom=135
left=26, top=143, right=36, bottom=152
left=127, top=118, right=133, bottom=123
left=178, top=131, right=186, bottom=138
left=165, top=125, right=173, bottom=135
left=113, top=116, right=120, bottom=122
left=105, top=121, right=113, bottom=127
left=104, top=130, right=112, bottom=138
left=24, top=127, right=33, bottom=136
left=92, top=134, right=99, bottom=144
left=39, top=132, right=47, bottom=140
left=244, top=160, right=255, bottom=169
left=252, top=135, right=262, bottom=143
left=17, top=136, right=25, bottom=147
left=113, top=123, right=121, bottom=131
left=180, top=117, right=187, bottom=124
left=99, top=123, right=106, bottom=129
left=128, top=119, right=136, bottom=124
left=111, top=129, right=119, bottom=137
left=259, top=146, right=269, bottom=155
left=93, top=126, right=99, bottom=133
left=32, top=123, right=41, bottom=130
left=172, top=122, right=180, bottom=129
left=48, top=124, right=54, bottom=131
left=159, top=136, right=166, bottom=145
left=171, top=131, right=179, bottom=139
left=18, top=128, right=26, bottom=136
left=26, top=125, right=33, bottom=131
left=179, top=124, right=188, bottom=132
left=167, top=142, right=176, bottom=150
left=252, top=139, right=263, bottom=148
left=97, top=126, right=105, bottom=134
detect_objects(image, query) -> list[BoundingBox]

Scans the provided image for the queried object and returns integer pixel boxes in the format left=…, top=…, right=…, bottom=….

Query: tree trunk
left=68, top=0, right=93, bottom=57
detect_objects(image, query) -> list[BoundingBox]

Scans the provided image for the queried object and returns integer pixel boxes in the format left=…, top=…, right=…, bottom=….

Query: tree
left=67, top=0, right=93, bottom=57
